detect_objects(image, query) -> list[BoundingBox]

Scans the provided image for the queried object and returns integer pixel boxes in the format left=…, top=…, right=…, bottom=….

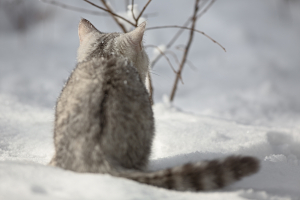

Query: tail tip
left=225, top=156, right=260, bottom=180
left=237, top=156, right=260, bottom=176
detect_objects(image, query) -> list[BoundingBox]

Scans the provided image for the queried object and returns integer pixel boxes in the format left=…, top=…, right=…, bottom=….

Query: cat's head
left=77, top=19, right=149, bottom=83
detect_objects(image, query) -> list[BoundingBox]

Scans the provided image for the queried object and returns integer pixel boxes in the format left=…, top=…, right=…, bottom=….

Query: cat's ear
left=78, top=19, right=101, bottom=44
left=124, top=21, right=146, bottom=51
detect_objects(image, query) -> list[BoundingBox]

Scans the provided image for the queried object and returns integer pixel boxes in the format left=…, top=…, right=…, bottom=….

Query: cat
left=50, top=18, right=260, bottom=191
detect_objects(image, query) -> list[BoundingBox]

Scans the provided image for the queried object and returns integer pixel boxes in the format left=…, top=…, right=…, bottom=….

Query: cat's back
left=53, top=57, right=154, bottom=172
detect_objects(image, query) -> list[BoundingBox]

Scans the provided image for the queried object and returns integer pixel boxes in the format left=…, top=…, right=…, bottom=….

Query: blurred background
left=0, top=0, right=300, bottom=128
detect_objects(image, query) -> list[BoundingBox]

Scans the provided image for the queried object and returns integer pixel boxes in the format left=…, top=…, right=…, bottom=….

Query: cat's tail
left=116, top=156, right=259, bottom=191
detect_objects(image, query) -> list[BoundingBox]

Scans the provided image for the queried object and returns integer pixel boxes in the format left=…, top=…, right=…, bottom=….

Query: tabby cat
left=50, top=19, right=259, bottom=191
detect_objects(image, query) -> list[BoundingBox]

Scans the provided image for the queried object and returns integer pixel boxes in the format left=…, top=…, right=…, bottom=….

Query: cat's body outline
left=50, top=18, right=259, bottom=191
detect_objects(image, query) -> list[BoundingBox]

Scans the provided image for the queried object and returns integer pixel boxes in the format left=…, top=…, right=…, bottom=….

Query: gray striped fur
left=118, top=156, right=259, bottom=191
left=50, top=19, right=260, bottom=191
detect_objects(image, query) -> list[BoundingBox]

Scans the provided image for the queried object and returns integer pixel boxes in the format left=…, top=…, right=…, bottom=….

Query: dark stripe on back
left=97, top=88, right=108, bottom=140
left=95, top=60, right=117, bottom=141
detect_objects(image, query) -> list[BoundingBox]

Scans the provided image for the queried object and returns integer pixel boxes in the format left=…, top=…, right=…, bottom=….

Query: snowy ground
left=0, top=0, right=300, bottom=199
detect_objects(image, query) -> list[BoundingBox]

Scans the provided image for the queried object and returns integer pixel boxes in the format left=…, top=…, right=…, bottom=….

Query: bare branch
left=149, top=0, right=218, bottom=69
left=165, top=51, right=180, bottom=65
left=131, top=0, right=137, bottom=21
left=41, top=0, right=109, bottom=16
left=99, top=0, right=129, bottom=32
left=148, top=70, right=160, bottom=77
left=197, top=0, right=216, bottom=18
left=165, top=50, right=197, bottom=71
left=146, top=45, right=177, bottom=73
left=136, top=0, right=152, bottom=24
left=170, top=0, right=200, bottom=102
left=173, top=47, right=198, bottom=71
left=146, top=25, right=226, bottom=52
left=165, top=0, right=215, bottom=48
left=186, top=59, right=198, bottom=71
left=149, top=20, right=190, bottom=68
left=166, top=21, right=189, bottom=49
left=146, top=45, right=184, bottom=84
left=175, top=44, right=186, bottom=51
left=83, top=0, right=136, bottom=29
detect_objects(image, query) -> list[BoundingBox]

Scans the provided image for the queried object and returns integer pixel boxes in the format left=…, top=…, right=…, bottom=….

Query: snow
left=1, top=0, right=300, bottom=199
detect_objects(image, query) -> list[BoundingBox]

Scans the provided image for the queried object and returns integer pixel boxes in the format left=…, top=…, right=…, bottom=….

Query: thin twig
left=150, top=0, right=217, bottom=68
left=165, top=51, right=180, bottom=65
left=197, top=0, right=216, bottom=18
left=166, top=21, right=189, bottom=49
left=41, top=0, right=109, bottom=16
left=146, top=25, right=226, bottom=52
left=173, top=47, right=198, bottom=71
left=175, top=44, right=186, bottom=51
left=148, top=70, right=160, bottom=77
left=146, top=45, right=184, bottom=84
left=150, top=20, right=190, bottom=68
left=199, top=0, right=209, bottom=8
left=99, top=0, right=129, bottom=32
left=131, top=0, right=137, bottom=21
left=165, top=50, right=197, bottom=71
left=145, top=45, right=181, bottom=102
left=170, top=0, right=200, bottom=102
left=186, top=59, right=198, bottom=71
left=146, top=45, right=177, bottom=74
left=135, top=0, right=152, bottom=25
left=83, top=0, right=136, bottom=29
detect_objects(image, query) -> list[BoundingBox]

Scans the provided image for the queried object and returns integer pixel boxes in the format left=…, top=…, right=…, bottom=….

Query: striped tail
left=117, top=156, right=260, bottom=191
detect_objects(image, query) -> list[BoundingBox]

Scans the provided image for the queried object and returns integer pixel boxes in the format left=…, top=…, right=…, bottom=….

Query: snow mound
left=0, top=97, right=299, bottom=200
